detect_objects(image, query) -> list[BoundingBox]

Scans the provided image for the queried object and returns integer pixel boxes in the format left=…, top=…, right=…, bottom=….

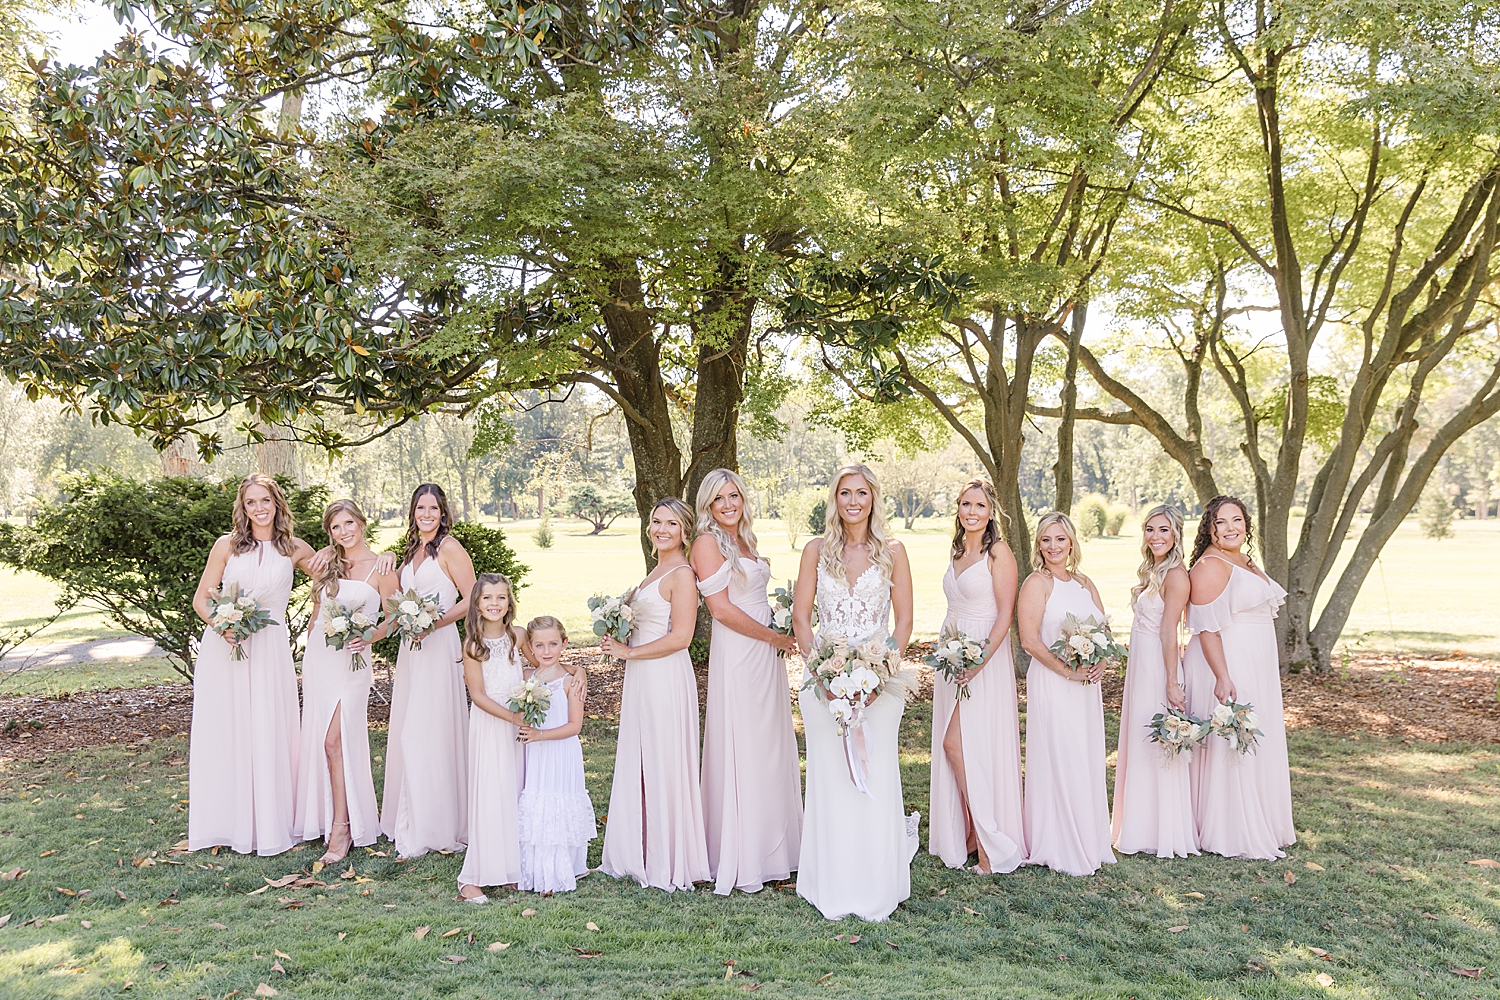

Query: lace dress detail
left=814, top=564, right=890, bottom=647
left=480, top=636, right=519, bottom=695
left=518, top=676, right=597, bottom=893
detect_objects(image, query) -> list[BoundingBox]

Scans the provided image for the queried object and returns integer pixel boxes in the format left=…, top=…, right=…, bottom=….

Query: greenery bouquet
left=588, top=592, right=635, bottom=665
left=385, top=588, right=442, bottom=651
left=1048, top=613, right=1128, bottom=685
left=769, top=582, right=797, bottom=657
left=1145, top=707, right=1210, bottom=761
left=206, top=583, right=278, bottom=661
left=1207, top=701, right=1263, bottom=756
left=323, top=599, right=379, bottom=671
left=923, top=628, right=988, bottom=701
left=507, top=677, right=552, bottom=732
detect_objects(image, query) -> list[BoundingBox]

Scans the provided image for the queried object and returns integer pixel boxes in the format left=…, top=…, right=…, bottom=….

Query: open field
left=1, top=708, right=1497, bottom=999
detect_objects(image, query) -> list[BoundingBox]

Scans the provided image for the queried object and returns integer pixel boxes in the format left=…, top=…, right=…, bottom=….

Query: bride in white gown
left=792, top=463, right=919, bottom=922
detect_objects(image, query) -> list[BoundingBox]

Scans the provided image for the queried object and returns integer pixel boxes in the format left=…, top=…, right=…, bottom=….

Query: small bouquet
left=1145, top=706, right=1209, bottom=761
left=589, top=592, right=635, bottom=664
left=1048, top=612, right=1128, bottom=684
left=1207, top=700, right=1263, bottom=755
left=801, top=635, right=911, bottom=737
left=507, top=677, right=552, bottom=731
left=323, top=598, right=379, bottom=671
left=207, top=582, right=278, bottom=661
left=923, top=627, right=988, bottom=701
left=385, top=588, right=443, bottom=651
left=770, top=582, right=796, bottom=657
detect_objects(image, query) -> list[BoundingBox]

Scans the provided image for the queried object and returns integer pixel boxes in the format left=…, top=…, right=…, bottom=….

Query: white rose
left=1210, top=704, right=1234, bottom=728
left=1068, top=634, right=1094, bottom=657
left=1092, top=631, right=1108, bottom=646
left=1241, top=710, right=1259, bottom=729
left=352, top=612, right=373, bottom=627
left=415, top=612, right=433, bottom=628
left=621, top=605, right=635, bottom=621
left=398, top=599, right=420, bottom=616
left=329, top=616, right=349, bottom=633
left=963, top=642, right=982, bottom=660
left=215, top=603, right=235, bottom=619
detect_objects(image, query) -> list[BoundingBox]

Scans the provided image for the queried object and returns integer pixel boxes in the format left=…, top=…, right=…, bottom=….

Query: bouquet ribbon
left=842, top=722, right=874, bottom=800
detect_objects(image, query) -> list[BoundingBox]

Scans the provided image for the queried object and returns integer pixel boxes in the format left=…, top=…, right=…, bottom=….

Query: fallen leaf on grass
left=570, top=948, right=602, bottom=958
left=39, top=850, right=56, bottom=858
left=1308, top=947, right=1330, bottom=958
left=813, top=972, right=834, bottom=985
left=273, top=950, right=290, bottom=960
left=1315, top=972, right=1334, bottom=987
left=310, top=861, right=324, bottom=874
left=884, top=941, right=898, bottom=950
left=263, top=875, right=300, bottom=888
left=1450, top=968, right=1485, bottom=979
left=440, top=955, right=467, bottom=964
left=253, top=985, right=279, bottom=998
left=1304, top=861, right=1325, bottom=871
left=1284, top=870, right=1297, bottom=884
left=245, top=886, right=269, bottom=896
left=1467, top=859, right=1500, bottom=868
left=936, top=888, right=947, bottom=896
left=80, top=920, right=91, bottom=929
left=413, top=926, right=430, bottom=940
left=173, top=841, right=189, bottom=851
left=487, top=942, right=511, bottom=952
left=520, top=908, right=537, bottom=918
left=56, top=887, right=77, bottom=897
left=847, top=935, right=861, bottom=944
left=115, top=889, right=127, bottom=900
left=341, top=867, right=355, bottom=880
left=338, top=933, right=346, bottom=942
left=291, top=879, right=326, bottom=888
left=269, top=961, right=285, bottom=975
left=0, top=915, right=9, bottom=929
left=961, top=906, right=980, bottom=916
left=1182, top=891, right=1205, bottom=899
left=1167, top=926, right=1188, bottom=933
left=353, top=877, right=374, bottom=884
left=210, top=923, right=228, bottom=930
left=150, top=963, right=166, bottom=971
left=586, top=921, right=599, bottom=931
left=278, top=900, right=303, bottom=910
left=1422, top=912, right=1439, bottom=920
left=440, top=927, right=462, bottom=938
left=740, top=985, right=760, bottom=992
left=158, top=895, right=179, bottom=907
left=0, top=868, right=26, bottom=881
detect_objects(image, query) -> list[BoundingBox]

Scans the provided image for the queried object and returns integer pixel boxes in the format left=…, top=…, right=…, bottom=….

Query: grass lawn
left=2, top=704, right=1497, bottom=999
left=0, top=657, right=185, bottom=699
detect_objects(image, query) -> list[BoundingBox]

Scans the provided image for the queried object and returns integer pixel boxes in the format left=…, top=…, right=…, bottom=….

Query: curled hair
left=695, top=468, right=759, bottom=581
left=230, top=473, right=297, bottom=557
left=400, top=483, right=453, bottom=570
left=1132, top=505, right=1185, bottom=608
left=1031, top=511, right=1083, bottom=577
left=317, top=499, right=369, bottom=600
left=950, top=478, right=1008, bottom=560
left=650, top=497, right=695, bottom=560
left=820, top=463, right=894, bottom=586
left=463, top=573, right=516, bottom=662
left=1190, top=495, right=1254, bottom=567
left=524, top=615, right=568, bottom=646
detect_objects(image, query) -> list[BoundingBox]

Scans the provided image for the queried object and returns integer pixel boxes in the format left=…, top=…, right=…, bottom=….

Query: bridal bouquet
left=206, top=583, right=278, bottom=661
left=589, top=592, right=635, bottom=664
left=801, top=635, right=910, bottom=737
left=1207, top=700, right=1263, bottom=755
left=1145, top=707, right=1209, bottom=761
left=1048, top=612, right=1128, bottom=684
left=769, top=583, right=796, bottom=657
left=507, top=677, right=552, bottom=731
left=923, top=628, right=988, bottom=701
left=323, top=599, right=379, bottom=671
left=385, top=588, right=442, bottom=651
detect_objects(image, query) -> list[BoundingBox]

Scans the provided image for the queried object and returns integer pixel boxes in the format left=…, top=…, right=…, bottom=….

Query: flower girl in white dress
left=516, top=616, right=597, bottom=893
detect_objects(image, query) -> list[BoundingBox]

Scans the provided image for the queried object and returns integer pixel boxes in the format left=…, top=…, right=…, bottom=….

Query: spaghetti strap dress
left=518, top=674, right=597, bottom=893
left=294, top=567, right=381, bottom=848
left=188, top=541, right=300, bottom=856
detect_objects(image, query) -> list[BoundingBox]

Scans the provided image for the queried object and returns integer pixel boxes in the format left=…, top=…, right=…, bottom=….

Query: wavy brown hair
left=1190, top=495, right=1254, bottom=567
left=399, top=483, right=453, bottom=570
left=950, top=478, right=1008, bottom=560
left=230, top=473, right=297, bottom=557
left=316, top=499, right=369, bottom=600
left=463, top=573, right=516, bottom=663
left=651, top=497, right=695, bottom=560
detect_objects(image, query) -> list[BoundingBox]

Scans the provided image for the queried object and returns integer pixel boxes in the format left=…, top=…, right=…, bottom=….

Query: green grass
left=2, top=707, right=1496, bottom=999
left=0, top=657, right=185, bottom=698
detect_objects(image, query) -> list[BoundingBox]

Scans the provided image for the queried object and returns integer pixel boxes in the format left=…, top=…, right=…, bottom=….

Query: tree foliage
left=564, top=484, right=634, bottom=535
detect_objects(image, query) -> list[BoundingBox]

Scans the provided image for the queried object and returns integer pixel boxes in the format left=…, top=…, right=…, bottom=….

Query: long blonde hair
left=230, top=473, right=297, bottom=557
left=1132, top=505, right=1185, bottom=608
left=316, top=499, right=368, bottom=600
left=651, top=497, right=694, bottom=560
left=695, top=468, right=759, bottom=581
left=1031, top=511, right=1083, bottom=578
left=819, top=463, right=894, bottom=586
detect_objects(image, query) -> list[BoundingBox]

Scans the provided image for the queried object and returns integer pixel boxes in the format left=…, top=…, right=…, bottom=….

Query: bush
left=1105, top=504, right=1130, bottom=537
left=0, top=473, right=329, bottom=678
left=689, top=635, right=711, bottom=667
left=1290, top=506, right=1307, bottom=519
left=1418, top=488, right=1454, bottom=540
left=533, top=513, right=554, bottom=549
left=1074, top=494, right=1109, bottom=539
left=779, top=487, right=823, bottom=550
left=808, top=499, right=827, bottom=534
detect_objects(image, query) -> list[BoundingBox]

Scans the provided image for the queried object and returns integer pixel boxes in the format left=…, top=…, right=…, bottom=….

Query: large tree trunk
left=1053, top=298, right=1084, bottom=511
left=159, top=436, right=205, bottom=478
left=685, top=259, right=753, bottom=507
left=253, top=418, right=301, bottom=482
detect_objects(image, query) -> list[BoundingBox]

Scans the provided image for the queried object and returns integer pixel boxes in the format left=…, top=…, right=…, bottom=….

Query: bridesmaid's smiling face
left=1038, top=524, right=1073, bottom=570
left=957, top=487, right=991, bottom=534
left=835, top=474, right=873, bottom=527
left=1211, top=503, right=1248, bottom=552
left=413, top=494, right=444, bottom=537
left=241, top=485, right=276, bottom=529
left=709, top=482, right=744, bottom=530
left=650, top=507, right=685, bottom=554
left=1143, top=513, right=1177, bottom=561
left=476, top=582, right=511, bottom=623
left=328, top=509, right=363, bottom=551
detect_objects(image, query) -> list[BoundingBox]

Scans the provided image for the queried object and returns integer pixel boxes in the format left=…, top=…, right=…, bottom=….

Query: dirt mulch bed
left=0, top=651, right=1493, bottom=761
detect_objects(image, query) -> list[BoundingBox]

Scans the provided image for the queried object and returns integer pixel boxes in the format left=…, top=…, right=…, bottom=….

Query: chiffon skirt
left=1112, top=628, right=1198, bottom=858
left=380, top=625, right=469, bottom=857
left=456, top=705, right=525, bottom=888
left=1023, top=661, right=1115, bottom=876
left=294, top=625, right=379, bottom=848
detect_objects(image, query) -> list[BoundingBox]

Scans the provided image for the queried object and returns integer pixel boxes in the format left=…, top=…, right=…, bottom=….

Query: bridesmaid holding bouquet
left=295, top=499, right=395, bottom=864
left=189, top=474, right=320, bottom=856
left=691, top=468, right=802, bottom=896
left=1183, top=496, right=1295, bottom=860
left=928, top=479, right=1025, bottom=875
left=380, top=483, right=477, bottom=859
left=1111, top=505, right=1198, bottom=859
left=598, top=498, right=711, bottom=891
left=1017, top=512, right=1115, bottom=876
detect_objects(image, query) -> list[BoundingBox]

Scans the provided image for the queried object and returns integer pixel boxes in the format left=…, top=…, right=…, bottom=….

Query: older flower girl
left=517, top=616, right=597, bottom=893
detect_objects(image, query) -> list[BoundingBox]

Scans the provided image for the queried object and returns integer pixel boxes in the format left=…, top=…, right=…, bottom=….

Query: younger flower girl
left=517, top=616, right=597, bottom=893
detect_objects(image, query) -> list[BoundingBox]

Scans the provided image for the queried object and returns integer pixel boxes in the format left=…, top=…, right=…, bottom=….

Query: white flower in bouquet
left=1146, top=706, right=1210, bottom=761
left=1207, top=700, right=1264, bottom=756
left=923, top=627, right=987, bottom=701
left=328, top=615, right=349, bottom=634
left=588, top=591, right=636, bottom=664
left=385, top=588, right=444, bottom=651
left=206, top=582, right=278, bottom=662
left=803, top=635, right=913, bottom=735
left=1209, top=703, right=1234, bottom=729
left=1068, top=633, right=1096, bottom=657
left=324, top=598, right=380, bottom=671
left=828, top=698, right=856, bottom=727
left=848, top=665, right=881, bottom=695
left=399, top=599, right=420, bottom=616
left=507, top=677, right=552, bottom=731
left=1048, top=612, right=1127, bottom=684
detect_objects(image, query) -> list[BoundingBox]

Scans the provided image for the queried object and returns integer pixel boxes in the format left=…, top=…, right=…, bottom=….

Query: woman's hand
left=769, top=631, right=795, bottom=655
left=1083, top=659, right=1105, bottom=685
left=307, top=547, right=334, bottom=574
left=599, top=635, right=627, bottom=660
left=346, top=637, right=369, bottom=654
left=1165, top=678, right=1187, bottom=712
left=517, top=725, right=538, bottom=744
left=373, top=552, right=398, bottom=576
left=565, top=671, right=587, bottom=701
left=1213, top=676, right=1237, bottom=704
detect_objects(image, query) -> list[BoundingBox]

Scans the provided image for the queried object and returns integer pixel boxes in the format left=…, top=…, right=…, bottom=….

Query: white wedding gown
left=796, top=564, right=919, bottom=922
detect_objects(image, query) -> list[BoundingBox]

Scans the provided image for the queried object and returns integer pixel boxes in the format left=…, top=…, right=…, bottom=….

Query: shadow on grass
left=0, top=707, right=1496, bottom=999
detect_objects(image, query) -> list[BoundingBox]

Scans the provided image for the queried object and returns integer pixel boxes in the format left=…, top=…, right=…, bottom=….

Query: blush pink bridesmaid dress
left=1023, top=575, right=1115, bottom=876
left=294, top=570, right=382, bottom=849
left=457, top=636, right=526, bottom=890
left=928, top=559, right=1026, bottom=873
left=380, top=555, right=469, bottom=857
left=698, top=557, right=803, bottom=895
left=599, top=566, right=711, bottom=891
left=1111, top=589, right=1198, bottom=858
left=188, top=541, right=300, bottom=856
left=1183, top=556, right=1295, bottom=859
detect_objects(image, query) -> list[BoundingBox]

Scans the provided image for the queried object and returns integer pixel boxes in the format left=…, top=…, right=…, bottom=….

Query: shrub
left=533, top=513, right=554, bottom=549
left=1105, top=504, right=1130, bottom=537
left=808, top=499, right=827, bottom=534
left=1074, top=494, right=1109, bottom=539
left=0, top=473, right=329, bottom=678
left=779, top=487, right=822, bottom=550
left=1418, top=488, right=1454, bottom=540
left=689, top=635, right=711, bottom=667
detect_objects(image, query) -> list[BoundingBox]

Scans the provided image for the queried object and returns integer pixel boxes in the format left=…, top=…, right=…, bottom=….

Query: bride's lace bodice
left=815, top=564, right=891, bottom=647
